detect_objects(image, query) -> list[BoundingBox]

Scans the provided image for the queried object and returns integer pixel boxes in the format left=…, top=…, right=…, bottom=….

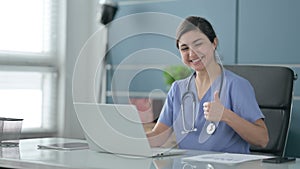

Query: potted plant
left=163, top=65, right=192, bottom=90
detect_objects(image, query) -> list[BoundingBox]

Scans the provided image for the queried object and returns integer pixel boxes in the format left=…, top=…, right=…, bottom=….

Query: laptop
left=73, top=102, right=186, bottom=157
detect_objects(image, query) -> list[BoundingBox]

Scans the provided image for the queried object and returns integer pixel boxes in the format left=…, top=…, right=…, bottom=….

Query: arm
left=203, top=91, right=269, bottom=148
left=147, top=82, right=177, bottom=147
left=222, top=108, right=269, bottom=147
left=146, top=122, right=173, bottom=147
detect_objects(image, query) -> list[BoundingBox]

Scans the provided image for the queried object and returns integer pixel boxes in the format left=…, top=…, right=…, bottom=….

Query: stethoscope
left=181, top=66, right=224, bottom=135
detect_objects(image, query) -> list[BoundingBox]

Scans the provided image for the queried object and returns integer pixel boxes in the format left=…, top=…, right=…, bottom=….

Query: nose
left=189, top=49, right=196, bottom=57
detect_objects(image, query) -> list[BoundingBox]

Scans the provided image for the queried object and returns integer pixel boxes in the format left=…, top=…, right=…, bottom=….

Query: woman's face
left=178, top=30, right=217, bottom=71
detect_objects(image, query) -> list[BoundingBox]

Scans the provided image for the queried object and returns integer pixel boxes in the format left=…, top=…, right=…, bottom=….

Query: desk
left=0, top=138, right=298, bottom=169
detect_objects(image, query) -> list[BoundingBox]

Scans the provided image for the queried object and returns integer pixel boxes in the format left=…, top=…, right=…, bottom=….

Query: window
left=0, top=67, right=57, bottom=130
left=0, top=0, right=63, bottom=135
left=0, top=0, right=56, bottom=54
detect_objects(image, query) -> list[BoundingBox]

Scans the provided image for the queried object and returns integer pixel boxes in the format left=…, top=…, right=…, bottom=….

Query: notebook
left=73, top=102, right=186, bottom=157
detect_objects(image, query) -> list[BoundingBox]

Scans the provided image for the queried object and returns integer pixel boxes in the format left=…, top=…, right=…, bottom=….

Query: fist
left=203, top=91, right=224, bottom=122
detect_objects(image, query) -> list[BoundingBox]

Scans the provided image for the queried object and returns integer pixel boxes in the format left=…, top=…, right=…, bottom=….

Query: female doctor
left=146, top=16, right=269, bottom=154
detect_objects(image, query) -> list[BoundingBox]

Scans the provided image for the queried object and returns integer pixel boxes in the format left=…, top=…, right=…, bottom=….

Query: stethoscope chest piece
left=206, top=122, right=216, bottom=135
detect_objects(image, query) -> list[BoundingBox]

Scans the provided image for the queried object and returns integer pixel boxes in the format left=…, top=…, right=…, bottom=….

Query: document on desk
left=183, top=153, right=271, bottom=164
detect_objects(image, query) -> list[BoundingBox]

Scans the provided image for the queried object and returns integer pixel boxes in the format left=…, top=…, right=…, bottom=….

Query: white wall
left=62, top=0, right=103, bottom=138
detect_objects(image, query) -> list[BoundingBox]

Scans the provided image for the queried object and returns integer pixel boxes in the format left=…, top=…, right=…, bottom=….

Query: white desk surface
left=0, top=137, right=298, bottom=169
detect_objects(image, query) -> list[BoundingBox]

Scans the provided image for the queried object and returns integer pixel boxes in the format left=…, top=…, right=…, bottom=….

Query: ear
left=213, top=37, right=218, bottom=50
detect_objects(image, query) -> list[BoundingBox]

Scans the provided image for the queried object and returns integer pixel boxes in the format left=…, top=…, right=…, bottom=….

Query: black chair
left=224, top=65, right=297, bottom=156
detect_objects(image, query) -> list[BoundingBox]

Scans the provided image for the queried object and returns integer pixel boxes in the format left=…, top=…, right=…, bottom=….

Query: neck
left=195, top=63, right=221, bottom=86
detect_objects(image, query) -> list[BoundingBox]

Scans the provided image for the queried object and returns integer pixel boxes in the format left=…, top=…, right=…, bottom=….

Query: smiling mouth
left=190, top=56, right=205, bottom=63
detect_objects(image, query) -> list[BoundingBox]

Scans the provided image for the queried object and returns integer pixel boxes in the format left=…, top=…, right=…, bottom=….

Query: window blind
left=0, top=0, right=61, bottom=135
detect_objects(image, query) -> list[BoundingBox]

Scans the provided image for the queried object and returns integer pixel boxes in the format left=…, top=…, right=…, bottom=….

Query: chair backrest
left=224, top=65, right=296, bottom=156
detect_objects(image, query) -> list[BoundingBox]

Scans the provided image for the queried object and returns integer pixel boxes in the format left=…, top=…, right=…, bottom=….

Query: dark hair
left=176, top=16, right=217, bottom=48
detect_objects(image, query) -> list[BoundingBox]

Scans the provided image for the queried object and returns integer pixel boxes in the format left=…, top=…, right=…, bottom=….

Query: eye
left=180, top=46, right=189, bottom=52
left=194, top=43, right=201, bottom=47
left=193, top=42, right=202, bottom=47
left=192, top=39, right=204, bottom=48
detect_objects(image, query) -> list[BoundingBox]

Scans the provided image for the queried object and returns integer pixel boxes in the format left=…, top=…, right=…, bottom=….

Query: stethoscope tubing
left=181, top=66, right=224, bottom=135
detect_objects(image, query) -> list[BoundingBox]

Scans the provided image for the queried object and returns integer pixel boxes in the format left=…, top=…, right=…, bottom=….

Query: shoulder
left=223, top=68, right=258, bottom=105
left=223, top=69, right=256, bottom=98
left=224, top=69, right=246, bottom=81
left=224, top=69, right=252, bottom=88
left=166, top=76, right=190, bottom=98
left=171, top=76, right=190, bottom=90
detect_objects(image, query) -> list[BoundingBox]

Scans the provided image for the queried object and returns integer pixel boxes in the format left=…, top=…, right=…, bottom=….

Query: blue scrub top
left=158, top=69, right=264, bottom=154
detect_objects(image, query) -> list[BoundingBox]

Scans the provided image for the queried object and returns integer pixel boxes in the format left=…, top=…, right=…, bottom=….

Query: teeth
left=191, top=56, right=204, bottom=63
left=191, top=58, right=201, bottom=63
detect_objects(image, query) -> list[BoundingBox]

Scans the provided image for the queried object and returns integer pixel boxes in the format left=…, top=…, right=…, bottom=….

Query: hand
left=203, top=91, right=224, bottom=122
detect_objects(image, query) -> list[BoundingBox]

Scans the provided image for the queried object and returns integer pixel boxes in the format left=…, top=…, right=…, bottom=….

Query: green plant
left=163, top=65, right=192, bottom=89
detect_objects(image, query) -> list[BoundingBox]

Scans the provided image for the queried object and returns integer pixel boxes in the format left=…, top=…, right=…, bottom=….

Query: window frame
left=0, top=0, right=66, bottom=138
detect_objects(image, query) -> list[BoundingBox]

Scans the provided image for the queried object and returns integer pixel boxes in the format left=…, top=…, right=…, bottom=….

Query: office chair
left=224, top=65, right=297, bottom=156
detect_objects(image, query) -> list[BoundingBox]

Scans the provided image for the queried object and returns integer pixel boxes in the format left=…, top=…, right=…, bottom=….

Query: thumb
left=214, top=91, right=221, bottom=102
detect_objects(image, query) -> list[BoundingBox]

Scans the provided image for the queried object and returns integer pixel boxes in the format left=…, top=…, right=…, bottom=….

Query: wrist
left=221, top=108, right=232, bottom=123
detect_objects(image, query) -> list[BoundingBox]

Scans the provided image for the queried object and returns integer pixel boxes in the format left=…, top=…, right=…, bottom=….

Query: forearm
left=146, top=122, right=172, bottom=147
left=147, top=131, right=164, bottom=147
left=222, top=108, right=269, bottom=147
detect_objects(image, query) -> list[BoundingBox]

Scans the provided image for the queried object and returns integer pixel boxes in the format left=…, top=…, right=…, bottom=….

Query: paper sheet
left=183, top=153, right=271, bottom=164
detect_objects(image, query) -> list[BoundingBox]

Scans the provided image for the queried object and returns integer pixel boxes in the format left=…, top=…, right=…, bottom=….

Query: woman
left=147, top=16, right=269, bottom=154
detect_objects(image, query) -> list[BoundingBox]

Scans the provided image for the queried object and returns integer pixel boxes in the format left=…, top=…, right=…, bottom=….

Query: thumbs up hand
left=203, top=91, right=224, bottom=122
